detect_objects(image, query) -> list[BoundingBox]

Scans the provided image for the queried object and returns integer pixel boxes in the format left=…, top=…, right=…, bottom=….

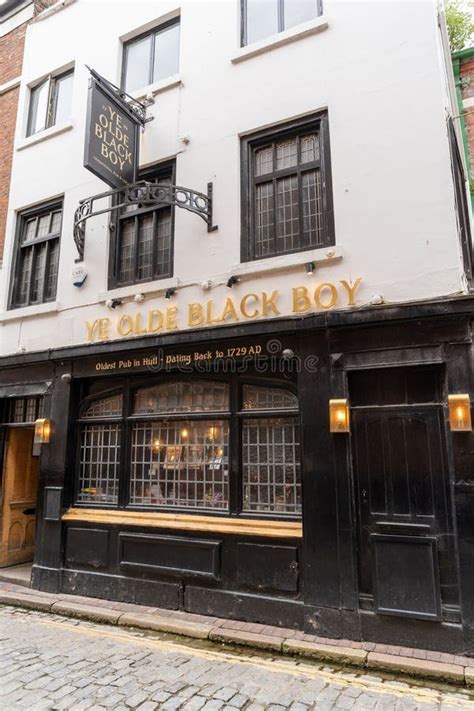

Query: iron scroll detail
left=73, top=181, right=218, bottom=262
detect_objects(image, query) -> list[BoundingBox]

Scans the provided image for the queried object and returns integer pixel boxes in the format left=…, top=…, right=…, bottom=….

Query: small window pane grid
left=133, top=381, right=229, bottom=415
left=242, top=384, right=298, bottom=410
left=74, top=381, right=301, bottom=518
left=114, top=171, right=174, bottom=287
left=27, top=70, right=73, bottom=137
left=242, top=0, right=321, bottom=46
left=123, top=19, right=180, bottom=93
left=249, top=129, right=328, bottom=260
left=10, top=205, right=62, bottom=308
left=130, top=420, right=229, bottom=510
left=3, top=397, right=43, bottom=424
left=77, top=424, right=121, bottom=505
left=242, top=417, right=301, bottom=514
left=82, top=394, right=123, bottom=419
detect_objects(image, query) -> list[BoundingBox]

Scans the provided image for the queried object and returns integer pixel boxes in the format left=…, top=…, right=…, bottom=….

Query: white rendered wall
left=0, top=0, right=467, bottom=356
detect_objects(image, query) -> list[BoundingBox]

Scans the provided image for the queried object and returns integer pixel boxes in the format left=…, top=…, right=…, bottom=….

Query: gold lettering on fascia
left=85, top=280, right=363, bottom=343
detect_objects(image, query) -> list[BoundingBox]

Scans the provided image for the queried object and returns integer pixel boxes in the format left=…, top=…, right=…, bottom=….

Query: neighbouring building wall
left=454, top=48, right=474, bottom=192
left=0, top=0, right=58, bottom=260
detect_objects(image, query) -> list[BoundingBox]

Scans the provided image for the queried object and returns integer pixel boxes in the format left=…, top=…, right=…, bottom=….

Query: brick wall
left=459, top=55, right=474, bottom=182
left=0, top=0, right=58, bottom=260
left=0, top=16, right=27, bottom=261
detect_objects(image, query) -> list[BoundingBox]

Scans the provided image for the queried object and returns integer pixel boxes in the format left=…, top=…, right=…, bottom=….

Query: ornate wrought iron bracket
left=73, top=181, right=218, bottom=262
left=86, top=66, right=151, bottom=126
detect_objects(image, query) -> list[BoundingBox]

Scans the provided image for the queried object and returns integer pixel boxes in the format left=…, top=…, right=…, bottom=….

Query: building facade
left=0, top=0, right=473, bottom=654
left=453, top=45, right=474, bottom=211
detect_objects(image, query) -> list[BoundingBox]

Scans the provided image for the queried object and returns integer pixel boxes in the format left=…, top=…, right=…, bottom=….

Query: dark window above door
left=241, top=112, right=334, bottom=262
left=9, top=200, right=63, bottom=309
left=108, top=162, right=175, bottom=289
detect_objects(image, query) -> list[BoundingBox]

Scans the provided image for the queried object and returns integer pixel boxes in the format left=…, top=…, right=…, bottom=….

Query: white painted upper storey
left=0, top=0, right=470, bottom=356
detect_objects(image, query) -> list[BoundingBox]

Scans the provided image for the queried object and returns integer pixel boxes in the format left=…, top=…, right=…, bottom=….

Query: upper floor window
left=241, top=0, right=321, bottom=46
left=241, top=112, right=334, bottom=262
left=27, top=69, right=73, bottom=137
left=9, top=200, right=62, bottom=309
left=122, top=18, right=180, bottom=93
left=109, top=162, right=175, bottom=289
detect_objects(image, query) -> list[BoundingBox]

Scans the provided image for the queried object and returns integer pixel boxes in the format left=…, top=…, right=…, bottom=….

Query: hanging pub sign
left=83, top=69, right=144, bottom=190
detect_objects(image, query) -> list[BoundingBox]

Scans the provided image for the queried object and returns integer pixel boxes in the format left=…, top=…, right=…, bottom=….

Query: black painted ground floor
left=1, top=296, right=474, bottom=655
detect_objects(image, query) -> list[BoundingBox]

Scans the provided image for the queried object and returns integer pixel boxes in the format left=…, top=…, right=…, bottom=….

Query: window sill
left=62, top=507, right=303, bottom=538
left=16, top=122, right=74, bottom=151
left=98, top=278, right=179, bottom=303
left=129, top=75, right=182, bottom=101
left=231, top=16, right=329, bottom=64
left=233, top=245, right=342, bottom=279
left=0, top=301, right=61, bottom=323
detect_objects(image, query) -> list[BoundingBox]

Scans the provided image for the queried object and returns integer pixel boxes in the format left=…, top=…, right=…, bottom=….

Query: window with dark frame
left=10, top=201, right=63, bottom=309
left=109, top=162, right=175, bottom=289
left=241, top=0, right=322, bottom=46
left=447, top=118, right=473, bottom=281
left=27, top=69, right=73, bottom=137
left=241, top=112, right=334, bottom=262
left=75, top=377, right=301, bottom=517
left=122, top=18, right=180, bottom=93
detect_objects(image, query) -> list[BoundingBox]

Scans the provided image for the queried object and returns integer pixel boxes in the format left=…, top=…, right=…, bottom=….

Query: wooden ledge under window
left=62, top=508, right=303, bottom=538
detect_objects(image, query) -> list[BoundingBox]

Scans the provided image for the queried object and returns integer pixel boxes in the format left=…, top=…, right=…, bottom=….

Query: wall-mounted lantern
left=329, top=399, right=350, bottom=433
left=34, top=418, right=51, bottom=444
left=448, top=394, right=472, bottom=432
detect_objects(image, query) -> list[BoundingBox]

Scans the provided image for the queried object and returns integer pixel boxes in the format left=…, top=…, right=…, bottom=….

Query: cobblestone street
left=0, top=606, right=473, bottom=710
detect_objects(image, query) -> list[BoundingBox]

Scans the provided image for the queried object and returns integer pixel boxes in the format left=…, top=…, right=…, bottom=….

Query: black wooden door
left=352, top=405, right=457, bottom=620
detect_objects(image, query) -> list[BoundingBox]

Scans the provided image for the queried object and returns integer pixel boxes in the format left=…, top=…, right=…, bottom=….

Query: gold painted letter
left=240, top=293, right=260, bottom=319
left=292, top=287, right=311, bottom=313
left=314, top=283, right=338, bottom=310
left=262, top=290, right=280, bottom=317
left=188, top=303, right=204, bottom=327
left=340, top=278, right=362, bottom=306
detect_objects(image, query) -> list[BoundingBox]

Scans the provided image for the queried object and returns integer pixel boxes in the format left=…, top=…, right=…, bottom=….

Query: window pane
left=77, top=424, right=121, bottom=505
left=246, top=0, right=279, bottom=44
left=44, top=239, right=60, bottom=301
left=50, top=210, right=62, bottom=234
left=130, top=420, right=229, bottom=510
left=82, top=394, right=123, bottom=419
left=16, top=247, right=33, bottom=306
left=124, top=34, right=152, bottom=92
left=276, top=174, right=299, bottom=253
left=153, top=22, right=180, bottom=83
left=37, top=214, right=51, bottom=238
left=156, top=206, right=172, bottom=277
left=243, top=417, right=301, bottom=514
left=27, top=79, right=49, bottom=136
left=52, top=71, right=73, bottom=126
left=30, top=242, right=48, bottom=302
left=137, top=213, right=154, bottom=281
left=284, top=0, right=319, bottom=30
left=23, top=218, right=37, bottom=243
left=300, top=133, right=319, bottom=164
left=302, top=169, right=322, bottom=248
left=118, top=218, right=136, bottom=283
left=242, top=385, right=298, bottom=410
left=133, top=381, right=229, bottom=415
left=255, top=146, right=273, bottom=176
left=255, top=182, right=274, bottom=257
left=276, top=138, right=297, bottom=170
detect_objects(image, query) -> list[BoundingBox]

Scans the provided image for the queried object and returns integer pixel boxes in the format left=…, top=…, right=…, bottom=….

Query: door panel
left=352, top=406, right=457, bottom=618
left=0, top=428, right=38, bottom=567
